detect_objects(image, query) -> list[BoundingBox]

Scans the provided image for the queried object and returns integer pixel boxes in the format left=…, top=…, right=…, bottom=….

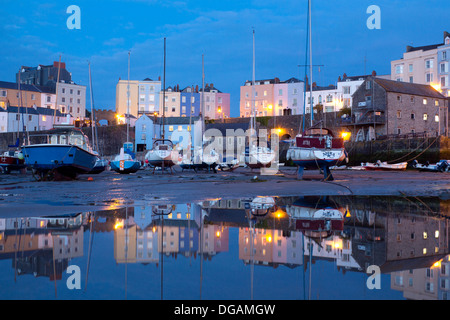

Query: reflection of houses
left=344, top=205, right=449, bottom=275
left=0, top=215, right=84, bottom=280
left=239, top=227, right=303, bottom=268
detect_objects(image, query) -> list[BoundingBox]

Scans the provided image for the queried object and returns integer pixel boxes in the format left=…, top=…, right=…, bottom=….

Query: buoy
left=88, top=177, right=93, bottom=181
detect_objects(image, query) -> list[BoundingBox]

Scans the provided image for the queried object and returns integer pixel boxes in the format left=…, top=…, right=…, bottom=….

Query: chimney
left=158, top=76, right=161, bottom=81
left=312, top=82, right=317, bottom=88
left=406, top=45, right=413, bottom=52
left=372, top=70, right=377, bottom=77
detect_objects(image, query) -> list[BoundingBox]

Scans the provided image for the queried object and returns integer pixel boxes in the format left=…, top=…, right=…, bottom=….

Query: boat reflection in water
left=1, top=195, right=449, bottom=300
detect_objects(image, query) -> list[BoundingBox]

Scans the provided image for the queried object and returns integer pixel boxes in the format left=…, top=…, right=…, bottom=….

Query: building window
left=178, top=126, right=182, bottom=132
left=409, top=76, right=414, bottom=83
left=443, top=51, right=448, bottom=60
left=435, top=115, right=440, bottom=122
left=426, top=73, right=433, bottom=83
left=343, top=86, right=351, bottom=94
left=425, top=59, right=434, bottom=69
left=409, top=64, right=413, bottom=73
left=397, top=95, right=402, bottom=102
left=397, top=111, right=402, bottom=119
left=366, top=81, right=372, bottom=90
left=395, top=64, right=404, bottom=74
left=411, top=113, right=415, bottom=120
left=278, top=89, right=283, bottom=96
left=435, top=100, right=439, bottom=106
left=169, top=126, right=173, bottom=132
left=423, top=113, right=428, bottom=121
left=423, top=98, right=428, bottom=105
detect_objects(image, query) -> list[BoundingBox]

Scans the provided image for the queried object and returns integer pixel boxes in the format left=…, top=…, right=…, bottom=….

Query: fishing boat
left=0, top=149, right=26, bottom=173
left=362, top=160, right=407, bottom=171
left=21, top=127, right=97, bottom=180
left=286, top=126, right=347, bottom=181
left=412, top=159, right=450, bottom=172
left=110, top=51, right=141, bottom=174
left=110, top=142, right=141, bottom=174
left=0, top=138, right=25, bottom=173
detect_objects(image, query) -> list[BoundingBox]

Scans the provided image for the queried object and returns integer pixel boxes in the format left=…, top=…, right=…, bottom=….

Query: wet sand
left=0, top=166, right=449, bottom=216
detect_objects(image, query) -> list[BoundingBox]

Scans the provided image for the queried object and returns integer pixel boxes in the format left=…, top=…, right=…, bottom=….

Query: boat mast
left=301, top=0, right=310, bottom=134
left=53, top=55, right=61, bottom=126
left=127, top=51, right=130, bottom=143
left=251, top=29, right=256, bottom=133
left=201, top=54, right=205, bottom=145
left=308, top=0, right=313, bottom=127
left=162, top=38, right=166, bottom=140
left=88, top=62, right=98, bottom=152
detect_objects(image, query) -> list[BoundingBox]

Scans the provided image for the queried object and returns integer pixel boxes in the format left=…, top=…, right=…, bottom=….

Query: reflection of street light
left=340, top=131, right=351, bottom=141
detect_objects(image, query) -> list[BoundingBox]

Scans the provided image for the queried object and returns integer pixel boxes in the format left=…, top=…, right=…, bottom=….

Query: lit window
left=435, top=115, right=440, bottom=122
left=178, top=126, right=182, bottom=132
left=423, top=232, right=428, bottom=239
left=435, top=230, right=439, bottom=238
left=423, top=113, right=428, bottom=121
left=169, top=126, right=173, bottom=132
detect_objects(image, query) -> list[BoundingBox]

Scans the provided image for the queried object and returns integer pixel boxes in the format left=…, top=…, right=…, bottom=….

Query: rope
left=386, top=136, right=438, bottom=164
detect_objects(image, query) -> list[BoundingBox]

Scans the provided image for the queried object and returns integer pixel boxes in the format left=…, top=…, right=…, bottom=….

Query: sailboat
left=87, top=62, right=107, bottom=174
left=145, top=38, right=179, bottom=173
left=244, top=29, right=276, bottom=170
left=286, top=0, right=347, bottom=181
left=110, top=51, right=141, bottom=174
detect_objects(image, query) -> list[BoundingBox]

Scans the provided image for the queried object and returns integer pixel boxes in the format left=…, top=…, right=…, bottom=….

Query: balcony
left=337, top=111, right=385, bottom=127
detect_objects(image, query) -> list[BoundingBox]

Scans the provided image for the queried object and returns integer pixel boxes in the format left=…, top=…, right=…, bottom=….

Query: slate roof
left=0, top=81, right=55, bottom=94
left=374, top=78, right=446, bottom=99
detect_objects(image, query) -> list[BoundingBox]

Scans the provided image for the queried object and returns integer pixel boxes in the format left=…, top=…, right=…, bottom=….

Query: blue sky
left=0, top=0, right=449, bottom=117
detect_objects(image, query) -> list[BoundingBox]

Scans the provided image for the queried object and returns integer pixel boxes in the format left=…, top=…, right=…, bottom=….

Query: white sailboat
left=244, top=29, right=276, bottom=170
left=145, top=38, right=180, bottom=173
left=286, top=0, right=347, bottom=181
left=110, top=51, right=141, bottom=174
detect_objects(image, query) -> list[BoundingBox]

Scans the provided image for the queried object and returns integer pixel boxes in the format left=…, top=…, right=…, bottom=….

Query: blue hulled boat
left=110, top=142, right=141, bottom=174
left=22, top=127, right=97, bottom=180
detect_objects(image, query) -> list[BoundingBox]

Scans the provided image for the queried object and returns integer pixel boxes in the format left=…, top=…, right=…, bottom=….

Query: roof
left=155, top=116, right=200, bottom=125
left=374, top=78, right=446, bottom=99
left=406, top=43, right=443, bottom=53
left=205, top=122, right=250, bottom=135
left=7, top=106, right=39, bottom=115
left=0, top=81, right=55, bottom=94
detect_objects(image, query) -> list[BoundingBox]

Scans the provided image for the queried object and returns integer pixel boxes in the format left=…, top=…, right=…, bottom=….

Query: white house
left=36, top=106, right=67, bottom=131
left=57, top=81, right=86, bottom=120
left=0, top=107, right=7, bottom=132
left=7, top=106, right=39, bottom=133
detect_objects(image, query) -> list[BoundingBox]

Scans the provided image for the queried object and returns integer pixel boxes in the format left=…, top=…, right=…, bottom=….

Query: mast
left=308, top=0, right=313, bottom=127
left=53, top=55, right=61, bottom=126
left=88, top=62, right=97, bottom=151
left=201, top=54, right=205, bottom=145
left=251, top=29, right=256, bottom=132
left=127, top=51, right=130, bottom=143
left=162, top=38, right=166, bottom=140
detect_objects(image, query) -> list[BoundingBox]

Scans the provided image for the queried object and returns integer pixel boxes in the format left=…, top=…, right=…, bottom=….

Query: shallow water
left=0, top=195, right=449, bottom=300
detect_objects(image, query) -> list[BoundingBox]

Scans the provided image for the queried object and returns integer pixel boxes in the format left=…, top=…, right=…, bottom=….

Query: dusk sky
left=1, top=0, right=449, bottom=117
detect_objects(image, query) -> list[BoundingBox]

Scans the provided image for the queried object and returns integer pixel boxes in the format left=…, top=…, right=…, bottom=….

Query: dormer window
left=446, top=37, right=450, bottom=45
